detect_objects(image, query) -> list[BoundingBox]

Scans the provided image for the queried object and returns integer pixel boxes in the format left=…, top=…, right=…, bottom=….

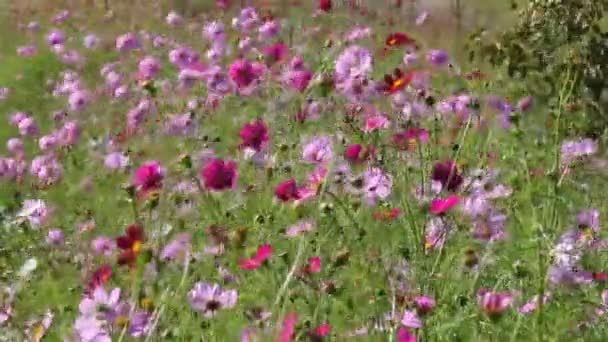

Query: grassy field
left=1, top=1, right=607, bottom=341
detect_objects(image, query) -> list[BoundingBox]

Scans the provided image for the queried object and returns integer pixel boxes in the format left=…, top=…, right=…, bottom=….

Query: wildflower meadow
left=1, top=0, right=608, bottom=341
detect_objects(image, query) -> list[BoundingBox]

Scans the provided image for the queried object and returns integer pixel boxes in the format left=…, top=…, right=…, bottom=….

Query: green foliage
left=469, top=0, right=608, bottom=138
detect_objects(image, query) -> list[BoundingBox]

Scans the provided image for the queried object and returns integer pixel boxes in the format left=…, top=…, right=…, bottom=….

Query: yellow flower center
left=115, top=315, right=130, bottom=328
left=132, top=241, right=142, bottom=254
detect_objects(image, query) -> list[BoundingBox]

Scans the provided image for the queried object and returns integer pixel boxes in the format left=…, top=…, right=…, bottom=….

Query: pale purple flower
left=203, top=21, right=226, bottom=43
left=18, top=116, right=38, bottom=136
left=30, top=154, right=62, bottom=184
left=335, top=45, right=373, bottom=80
left=52, top=10, right=70, bottom=23
left=83, top=33, right=99, bottom=49
left=258, top=20, right=280, bottom=40
left=188, top=282, right=238, bottom=318
left=577, top=209, right=600, bottom=231
left=426, top=49, right=449, bottom=67
left=169, top=47, right=198, bottom=68
left=461, top=195, right=491, bottom=218
left=113, top=85, right=129, bottom=100
left=166, top=11, right=183, bottom=27
left=92, top=236, right=115, bottom=257
left=362, top=167, right=392, bottom=205
left=46, top=229, right=64, bottom=245
left=424, top=217, right=450, bottom=250
left=137, top=56, right=161, bottom=80
left=476, top=289, right=514, bottom=318
left=68, top=90, right=90, bottom=112
left=47, top=29, right=65, bottom=46
left=302, top=135, right=333, bottom=164
left=548, top=265, right=592, bottom=287
left=345, top=26, right=372, bottom=42
left=104, top=152, right=129, bottom=171
left=416, top=11, right=429, bottom=25
left=116, top=32, right=140, bottom=52
left=561, top=138, right=597, bottom=166
left=232, top=7, right=259, bottom=33
left=57, top=120, right=80, bottom=146
left=403, top=51, right=418, bottom=65
left=0, top=158, right=27, bottom=180
left=27, top=21, right=39, bottom=31
left=17, top=45, right=37, bottom=57
left=6, top=138, right=24, bottom=157
left=519, top=293, right=551, bottom=314
left=471, top=212, right=507, bottom=242
left=160, top=233, right=192, bottom=261
left=74, top=315, right=111, bottom=342
left=18, top=199, right=50, bottom=227
left=401, top=310, right=422, bottom=328
left=79, top=287, right=121, bottom=318
left=285, top=220, right=315, bottom=237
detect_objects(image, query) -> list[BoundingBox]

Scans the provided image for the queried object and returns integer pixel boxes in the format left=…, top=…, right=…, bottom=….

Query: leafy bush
left=469, top=0, right=608, bottom=138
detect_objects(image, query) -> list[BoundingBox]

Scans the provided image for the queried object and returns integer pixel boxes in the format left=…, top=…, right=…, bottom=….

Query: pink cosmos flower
left=165, top=11, right=183, bottom=27
left=279, top=312, right=297, bottom=342
left=314, top=323, right=331, bottom=337
left=401, top=310, right=422, bottom=328
left=116, top=32, right=140, bottom=52
left=239, top=244, right=273, bottom=270
left=477, top=288, right=514, bottom=319
left=519, top=293, right=551, bottom=314
left=285, top=220, right=315, bottom=237
left=430, top=195, right=460, bottom=215
left=362, top=167, right=392, bottom=205
left=188, top=282, right=237, bottom=318
left=262, top=43, right=288, bottom=64
left=200, top=158, right=238, bottom=191
left=258, top=20, right=280, bottom=40
left=133, top=161, right=165, bottom=198
left=275, top=179, right=301, bottom=202
left=17, top=45, right=37, bottom=57
left=92, top=236, right=115, bottom=256
left=397, top=327, right=416, bottom=342
left=137, top=56, right=161, bottom=81
left=424, top=217, right=450, bottom=251
left=283, top=69, right=312, bottom=92
left=415, top=296, right=435, bottom=315
left=306, top=256, right=321, bottom=273
left=228, top=59, right=264, bottom=89
left=239, top=119, right=269, bottom=151
left=363, top=114, right=391, bottom=132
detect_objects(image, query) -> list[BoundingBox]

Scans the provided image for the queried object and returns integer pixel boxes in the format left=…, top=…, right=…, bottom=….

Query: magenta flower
left=305, top=256, right=321, bottom=273
left=344, top=144, right=366, bottom=164
left=283, top=69, right=312, bottom=92
left=397, top=327, right=416, bottom=342
left=239, top=119, right=269, bottom=152
left=519, top=293, right=551, bottom=314
left=477, top=288, right=514, bottom=319
left=279, top=312, right=297, bottom=342
left=239, top=244, right=273, bottom=270
left=431, top=161, right=463, bottom=192
left=200, top=158, right=238, bottom=191
left=415, top=296, right=436, bottom=315
left=430, top=195, right=460, bottom=215
left=302, top=135, right=333, bottom=164
left=516, top=96, right=534, bottom=112
left=262, top=42, right=288, bottom=64
left=133, top=161, right=165, bottom=197
left=364, top=114, right=391, bottom=132
left=228, top=59, right=264, bottom=89
left=274, top=179, right=300, bottom=202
